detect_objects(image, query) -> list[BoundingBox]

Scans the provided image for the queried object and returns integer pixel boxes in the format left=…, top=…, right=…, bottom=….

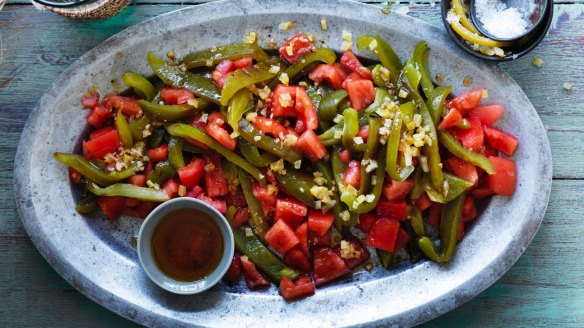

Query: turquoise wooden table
left=1, top=0, right=583, bottom=326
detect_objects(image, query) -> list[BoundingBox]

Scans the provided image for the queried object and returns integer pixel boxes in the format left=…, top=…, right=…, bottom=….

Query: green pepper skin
left=385, top=105, right=414, bottom=182
left=227, top=88, right=251, bottom=132
left=276, top=167, right=318, bottom=208
left=351, top=150, right=386, bottom=214
left=138, top=99, right=197, bottom=123
left=364, top=88, right=390, bottom=114
left=180, top=43, right=269, bottom=69
left=438, top=131, right=495, bottom=174
left=225, top=206, right=299, bottom=283
left=268, top=48, right=336, bottom=89
left=238, top=140, right=278, bottom=167
left=86, top=181, right=170, bottom=202
left=425, top=173, right=473, bottom=204
left=116, top=110, right=133, bottom=148
left=76, top=191, right=98, bottom=214
left=54, top=153, right=138, bottom=186
left=238, top=120, right=303, bottom=164
left=148, top=52, right=222, bottom=104
left=237, top=168, right=270, bottom=241
left=371, top=65, right=390, bottom=88
left=426, top=86, right=452, bottom=126
left=168, top=137, right=185, bottom=169
left=221, top=58, right=282, bottom=106
left=341, top=107, right=366, bottom=153
left=319, top=90, right=348, bottom=123
left=417, top=192, right=465, bottom=263
left=409, top=168, right=426, bottom=200
left=356, top=35, right=402, bottom=88
left=166, top=123, right=266, bottom=184
left=128, top=115, right=150, bottom=141
left=358, top=117, right=381, bottom=195
left=377, top=249, right=394, bottom=269
left=147, top=160, right=177, bottom=185
left=122, top=71, right=156, bottom=101
left=412, top=41, right=434, bottom=99
left=407, top=203, right=426, bottom=236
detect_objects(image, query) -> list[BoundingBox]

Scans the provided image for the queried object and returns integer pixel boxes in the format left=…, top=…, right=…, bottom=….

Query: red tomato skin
left=279, top=275, right=315, bottom=301
left=265, top=219, right=300, bottom=254
left=240, top=255, right=270, bottom=289
left=283, top=248, right=312, bottom=273
left=313, top=247, right=350, bottom=286
left=382, top=179, right=414, bottom=201
left=225, top=253, right=242, bottom=284
left=254, top=116, right=288, bottom=139
left=295, top=222, right=309, bottom=256
left=309, top=230, right=332, bottom=247
left=196, top=194, right=227, bottom=214
left=102, top=94, right=142, bottom=117
left=98, top=196, right=126, bottom=221
left=428, top=203, right=443, bottom=228
left=278, top=33, right=315, bottom=64
left=160, top=88, right=195, bottom=105
left=438, top=109, right=463, bottom=130
left=233, top=57, right=253, bottom=69
left=339, top=149, right=351, bottom=163
left=444, top=156, right=479, bottom=186
left=357, top=213, right=377, bottom=233
left=469, top=105, right=505, bottom=126
left=251, top=182, right=278, bottom=208
left=364, top=218, right=400, bottom=252
left=462, top=196, right=478, bottom=222
left=205, top=112, right=237, bottom=150
left=343, top=160, right=361, bottom=189
left=483, top=126, right=519, bottom=157
left=127, top=174, right=147, bottom=187
left=448, top=88, right=484, bottom=115
left=451, top=116, right=484, bottom=152
left=376, top=199, right=408, bottom=221
left=187, top=185, right=204, bottom=198
left=344, top=79, right=376, bottom=111
left=232, top=207, right=250, bottom=228
left=414, top=193, right=433, bottom=212
left=340, top=50, right=372, bottom=79
left=89, top=126, right=116, bottom=140
left=393, top=228, right=411, bottom=251
left=295, top=87, right=318, bottom=132
left=357, top=125, right=369, bottom=142
left=487, top=156, right=517, bottom=196
left=275, top=198, right=308, bottom=229
left=146, top=144, right=168, bottom=163
left=162, top=178, right=180, bottom=198
left=83, top=129, right=120, bottom=159
left=211, top=60, right=235, bottom=88
left=334, top=237, right=370, bottom=269
left=86, top=105, right=112, bottom=128
left=177, top=157, right=205, bottom=190
left=307, top=210, right=335, bottom=237
left=308, top=64, right=345, bottom=90
left=296, top=130, right=326, bottom=161
left=81, top=93, right=100, bottom=109
left=203, top=154, right=229, bottom=198
left=270, top=85, right=298, bottom=118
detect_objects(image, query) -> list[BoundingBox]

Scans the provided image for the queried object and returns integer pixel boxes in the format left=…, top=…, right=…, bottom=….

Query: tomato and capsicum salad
left=56, top=32, right=518, bottom=301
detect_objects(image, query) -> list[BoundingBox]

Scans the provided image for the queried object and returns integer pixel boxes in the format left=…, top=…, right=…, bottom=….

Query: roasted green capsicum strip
left=147, top=160, right=177, bottom=185
left=76, top=190, right=98, bottom=214
left=318, top=121, right=343, bottom=146
left=147, top=127, right=166, bottom=148
left=116, top=110, right=133, bottom=148
left=168, top=137, right=185, bottom=169
left=426, top=86, right=451, bottom=126
left=221, top=58, right=282, bottom=105
left=86, top=181, right=170, bottom=202
left=238, top=120, right=303, bottom=164
left=319, top=90, right=348, bottom=123
left=438, top=131, right=495, bottom=174
left=122, top=71, right=156, bottom=101
left=385, top=105, right=415, bottom=181
left=351, top=150, right=386, bottom=213
left=276, top=167, right=317, bottom=208
left=138, top=99, right=198, bottom=123
left=227, top=88, right=251, bottom=133
left=225, top=206, right=299, bottom=283
left=268, top=48, right=336, bottom=89
left=371, top=64, right=391, bottom=88
left=417, top=193, right=465, bottom=263
left=409, top=168, right=426, bottom=200
left=180, top=43, right=269, bottom=69
left=237, top=168, right=270, bottom=241
left=407, top=203, right=426, bottom=236
left=166, top=123, right=266, bottom=184
left=356, top=35, right=402, bottom=88
left=412, top=41, right=434, bottom=99
left=342, top=107, right=366, bottom=153
left=147, top=52, right=222, bottom=104
left=238, top=139, right=278, bottom=167
left=377, top=249, right=394, bottom=269
left=54, top=153, right=139, bottom=186
left=425, top=173, right=473, bottom=204
left=128, top=115, right=150, bottom=141
left=364, top=88, right=391, bottom=114
left=358, top=117, right=381, bottom=195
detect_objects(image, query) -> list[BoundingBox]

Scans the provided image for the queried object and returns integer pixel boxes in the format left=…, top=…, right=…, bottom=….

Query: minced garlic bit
left=365, top=194, right=376, bottom=203
left=533, top=57, right=543, bottom=68
left=270, top=158, right=285, bottom=173
left=269, top=65, right=281, bottom=74
left=398, top=88, right=409, bottom=98
left=365, top=159, right=378, bottom=173
left=254, top=135, right=262, bottom=142
left=315, top=200, right=322, bottom=209
left=279, top=21, right=293, bottom=30
left=413, top=113, right=422, bottom=127
left=243, top=32, right=258, bottom=44
left=341, top=30, right=352, bottom=41
left=294, top=160, right=302, bottom=169
left=341, top=41, right=352, bottom=51
left=368, top=39, right=378, bottom=52
left=340, top=210, right=350, bottom=222
left=353, top=136, right=364, bottom=145
left=230, top=131, right=240, bottom=139
left=279, top=72, right=290, bottom=85
left=320, top=18, right=328, bottom=30
left=420, top=156, right=429, bottom=173
left=166, top=50, right=176, bottom=61
left=205, top=59, right=214, bottom=67
left=333, top=130, right=343, bottom=140
left=364, top=262, right=374, bottom=271
left=204, top=162, right=215, bottom=172
left=299, top=81, right=308, bottom=88
left=178, top=185, right=187, bottom=197
left=258, top=86, right=271, bottom=100
left=482, top=89, right=489, bottom=99
left=333, top=114, right=344, bottom=123
left=313, top=172, right=327, bottom=186
left=267, top=184, right=278, bottom=195
left=246, top=112, right=258, bottom=122
left=285, top=45, right=294, bottom=56
left=340, top=240, right=361, bottom=260
left=352, top=194, right=367, bottom=209
left=563, top=83, right=573, bottom=91
left=282, top=134, right=298, bottom=147
left=371, top=175, right=377, bottom=186
left=146, top=180, right=160, bottom=190
left=245, top=227, right=254, bottom=237
left=443, top=180, right=450, bottom=197
left=187, top=98, right=199, bottom=108
left=279, top=92, right=293, bottom=107
left=200, top=113, right=209, bottom=123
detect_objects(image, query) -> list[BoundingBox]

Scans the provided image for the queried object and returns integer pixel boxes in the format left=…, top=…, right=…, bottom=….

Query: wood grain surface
left=1, top=1, right=583, bottom=327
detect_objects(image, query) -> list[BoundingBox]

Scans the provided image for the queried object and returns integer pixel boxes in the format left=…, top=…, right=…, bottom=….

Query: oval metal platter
left=13, top=0, right=552, bottom=326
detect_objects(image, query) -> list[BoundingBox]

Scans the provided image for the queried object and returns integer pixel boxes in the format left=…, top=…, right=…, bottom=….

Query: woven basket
left=32, top=0, right=131, bottom=19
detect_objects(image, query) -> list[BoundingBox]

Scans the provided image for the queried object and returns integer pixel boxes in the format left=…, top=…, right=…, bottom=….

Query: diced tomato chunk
left=296, top=130, right=326, bottom=161
left=203, top=154, right=229, bottom=198
left=393, top=228, right=411, bottom=251
left=295, top=223, right=309, bottom=256
left=376, top=199, right=407, bottom=221
left=308, top=64, right=345, bottom=90
left=265, top=219, right=300, bottom=254
left=127, top=174, right=147, bottom=187
left=339, top=148, right=351, bottom=163
left=295, top=87, right=318, bottom=132
left=103, top=94, right=142, bottom=117
left=344, top=79, right=376, bottom=111
left=284, top=248, right=311, bottom=273
left=450, top=116, right=484, bottom=152
left=448, top=88, right=484, bottom=115
left=275, top=198, right=308, bottom=229
left=307, top=210, right=335, bottom=237
left=343, top=160, right=361, bottom=189
left=254, top=116, right=288, bottom=139
left=162, top=178, right=180, bottom=198
left=89, top=126, right=116, bottom=140
left=211, top=60, right=235, bottom=88
left=252, top=182, right=278, bottom=208
left=270, top=84, right=298, bottom=118
left=444, top=157, right=478, bottom=186
left=313, top=247, right=350, bottom=286
left=357, top=125, right=369, bottom=142
left=83, top=129, right=120, bottom=159
left=357, top=213, right=377, bottom=233
left=279, top=275, right=315, bottom=301
left=196, top=194, right=227, bottom=214
left=309, top=230, right=332, bottom=247
left=81, top=93, right=100, bottom=109
left=340, top=50, right=372, bottom=79
left=187, top=185, right=204, bottom=198
left=414, top=193, right=433, bottom=212
left=240, top=255, right=270, bottom=289
left=469, top=105, right=504, bottom=126
left=228, top=207, right=248, bottom=228
left=462, top=196, right=478, bottom=222
left=86, top=105, right=112, bottom=128
left=483, top=126, right=518, bottom=157
left=278, top=33, right=315, bottom=64
left=177, top=157, right=205, bottom=190
left=472, top=176, right=495, bottom=198
left=487, top=156, right=517, bottom=196
left=438, top=108, right=463, bottom=130
left=225, top=253, right=242, bottom=284
left=233, top=57, right=253, bottom=69
left=334, top=237, right=369, bottom=269
left=364, top=218, right=400, bottom=252
left=428, top=203, right=443, bottom=228
left=206, top=112, right=237, bottom=150
left=160, top=88, right=195, bottom=105
left=146, top=144, right=168, bottom=163
left=382, top=178, right=414, bottom=201
left=98, top=196, right=126, bottom=221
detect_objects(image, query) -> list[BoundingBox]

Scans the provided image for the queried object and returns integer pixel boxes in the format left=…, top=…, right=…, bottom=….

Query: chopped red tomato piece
left=177, top=157, right=205, bottom=190
left=469, top=104, right=504, bottom=126
left=308, top=64, right=345, bottom=89
left=254, top=116, right=288, bottom=139
left=160, top=88, right=195, bottom=105
left=295, top=87, right=318, bottom=132
left=451, top=116, right=484, bottom=152
left=382, top=178, right=414, bottom=201
left=343, top=160, right=361, bottom=189
left=364, top=218, right=400, bottom=252
left=394, top=228, right=411, bottom=251
left=448, top=88, right=484, bottom=115
left=196, top=194, right=227, bottom=214
left=284, top=248, right=311, bottom=273
left=275, top=198, right=308, bottom=229
left=438, top=108, right=463, bottom=130
left=211, top=60, right=235, bottom=88
left=205, top=112, right=237, bottom=150
left=376, top=199, right=407, bottom=221
left=89, top=126, right=116, bottom=140
left=127, top=174, right=147, bottom=187
left=414, top=193, right=433, bottom=212
left=357, top=125, right=369, bottom=142
left=225, top=253, right=242, bottom=284
left=233, top=57, right=253, bottom=69
left=162, top=178, right=180, bottom=198
left=487, top=156, right=517, bottom=196
left=83, top=129, right=120, bottom=159
left=310, top=230, right=332, bottom=247
left=251, top=182, right=278, bottom=208
left=296, top=129, right=326, bottom=161
left=226, top=186, right=246, bottom=208
left=97, top=196, right=126, bottom=221
left=146, top=144, right=168, bottom=163
left=240, top=255, right=270, bottom=289
left=307, top=210, right=335, bottom=237
left=271, top=84, right=298, bottom=118
left=102, top=94, right=142, bottom=117
left=265, top=219, right=300, bottom=254
left=313, top=247, right=350, bottom=286
left=278, top=33, right=315, bottom=64
left=86, top=105, right=112, bottom=128
left=203, top=154, right=229, bottom=198
left=295, top=222, right=309, bottom=256
left=444, top=156, right=478, bottom=186
left=472, top=177, right=495, bottom=198
left=340, top=50, right=372, bottom=79
left=344, top=79, right=376, bottom=111
left=339, top=148, right=351, bottom=163
left=334, top=237, right=369, bottom=269
left=81, top=93, right=100, bottom=109
left=462, top=196, right=478, bottom=222
left=279, top=275, right=315, bottom=301
left=187, top=185, right=204, bottom=198
left=232, top=207, right=250, bottom=228
left=357, top=213, right=377, bottom=233
left=428, top=203, right=443, bottom=227
left=483, top=126, right=518, bottom=157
